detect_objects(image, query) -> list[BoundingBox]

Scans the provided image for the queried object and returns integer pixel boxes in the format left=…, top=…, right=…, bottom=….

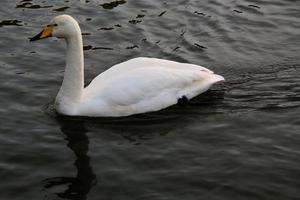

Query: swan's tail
left=209, top=74, right=225, bottom=84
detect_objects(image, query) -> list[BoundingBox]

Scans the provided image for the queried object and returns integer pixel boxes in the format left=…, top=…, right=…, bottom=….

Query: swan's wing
left=82, top=57, right=224, bottom=116
left=91, top=57, right=214, bottom=83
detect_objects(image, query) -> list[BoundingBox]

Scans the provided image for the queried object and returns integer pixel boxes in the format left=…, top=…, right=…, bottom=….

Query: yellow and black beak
left=30, top=25, right=53, bottom=42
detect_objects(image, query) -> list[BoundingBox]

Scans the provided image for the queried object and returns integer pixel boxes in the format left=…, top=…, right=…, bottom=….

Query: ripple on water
left=0, top=20, right=23, bottom=27
left=224, top=64, right=300, bottom=112
left=100, top=0, right=127, bottom=10
left=0, top=0, right=300, bottom=200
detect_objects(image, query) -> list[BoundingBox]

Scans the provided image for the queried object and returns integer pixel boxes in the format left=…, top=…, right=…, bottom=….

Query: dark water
left=1, top=0, right=300, bottom=199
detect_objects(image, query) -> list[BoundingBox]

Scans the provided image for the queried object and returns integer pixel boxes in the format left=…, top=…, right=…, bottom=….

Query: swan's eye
left=53, top=23, right=58, bottom=27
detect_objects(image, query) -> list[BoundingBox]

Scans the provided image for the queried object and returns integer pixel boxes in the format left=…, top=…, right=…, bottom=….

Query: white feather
left=81, top=57, right=224, bottom=116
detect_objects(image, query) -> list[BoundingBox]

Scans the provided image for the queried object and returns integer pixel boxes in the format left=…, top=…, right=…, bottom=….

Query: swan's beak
left=30, top=25, right=53, bottom=42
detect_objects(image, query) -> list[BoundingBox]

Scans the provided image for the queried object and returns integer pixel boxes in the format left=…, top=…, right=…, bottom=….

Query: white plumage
left=31, top=15, right=224, bottom=117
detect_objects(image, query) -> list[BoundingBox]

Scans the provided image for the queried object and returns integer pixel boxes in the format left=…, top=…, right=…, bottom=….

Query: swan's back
left=91, top=57, right=213, bottom=82
left=81, top=57, right=224, bottom=117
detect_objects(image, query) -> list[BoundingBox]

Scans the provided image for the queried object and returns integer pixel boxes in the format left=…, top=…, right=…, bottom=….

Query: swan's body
left=31, top=15, right=224, bottom=117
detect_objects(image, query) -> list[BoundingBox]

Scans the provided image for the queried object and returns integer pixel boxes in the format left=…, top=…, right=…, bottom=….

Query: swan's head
left=30, top=15, right=81, bottom=41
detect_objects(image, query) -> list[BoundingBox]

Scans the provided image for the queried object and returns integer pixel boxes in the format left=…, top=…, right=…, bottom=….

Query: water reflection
left=44, top=118, right=97, bottom=200
left=41, top=88, right=225, bottom=199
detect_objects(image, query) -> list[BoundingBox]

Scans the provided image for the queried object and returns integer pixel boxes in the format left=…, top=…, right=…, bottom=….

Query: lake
left=0, top=0, right=299, bottom=199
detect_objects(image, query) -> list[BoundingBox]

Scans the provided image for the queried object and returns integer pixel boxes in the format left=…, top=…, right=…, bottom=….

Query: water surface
left=0, top=0, right=299, bottom=199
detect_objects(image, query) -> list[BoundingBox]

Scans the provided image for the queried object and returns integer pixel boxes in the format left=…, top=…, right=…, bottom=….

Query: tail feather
left=211, top=74, right=225, bottom=83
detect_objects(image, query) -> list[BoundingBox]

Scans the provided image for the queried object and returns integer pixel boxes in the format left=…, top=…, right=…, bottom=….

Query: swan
left=30, top=15, right=224, bottom=117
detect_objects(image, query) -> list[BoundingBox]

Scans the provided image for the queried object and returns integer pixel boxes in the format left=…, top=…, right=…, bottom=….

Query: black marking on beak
left=29, top=29, right=52, bottom=42
left=29, top=30, right=44, bottom=42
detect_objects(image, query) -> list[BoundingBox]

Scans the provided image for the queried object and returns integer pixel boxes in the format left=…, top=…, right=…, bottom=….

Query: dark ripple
left=100, top=0, right=126, bottom=10
left=0, top=20, right=22, bottom=27
left=128, top=19, right=141, bottom=24
left=53, top=6, right=69, bottom=12
left=83, top=45, right=114, bottom=51
left=16, top=1, right=52, bottom=9
left=224, top=65, right=300, bottom=111
left=98, top=27, right=114, bottom=31
left=235, top=4, right=263, bottom=15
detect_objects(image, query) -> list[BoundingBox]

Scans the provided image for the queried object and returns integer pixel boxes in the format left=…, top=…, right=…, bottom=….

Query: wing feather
left=82, top=57, right=224, bottom=116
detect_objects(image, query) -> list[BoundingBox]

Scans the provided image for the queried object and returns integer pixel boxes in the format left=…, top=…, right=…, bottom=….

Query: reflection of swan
left=30, top=15, right=224, bottom=117
left=44, top=118, right=96, bottom=200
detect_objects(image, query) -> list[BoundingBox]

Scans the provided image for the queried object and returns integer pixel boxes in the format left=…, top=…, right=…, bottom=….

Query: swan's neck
left=56, top=31, right=84, bottom=107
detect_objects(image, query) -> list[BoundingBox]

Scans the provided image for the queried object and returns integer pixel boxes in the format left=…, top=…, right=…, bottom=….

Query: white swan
left=30, top=15, right=224, bottom=117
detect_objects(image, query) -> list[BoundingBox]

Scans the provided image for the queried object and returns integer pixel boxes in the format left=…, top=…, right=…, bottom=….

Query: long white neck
left=55, top=28, right=84, bottom=113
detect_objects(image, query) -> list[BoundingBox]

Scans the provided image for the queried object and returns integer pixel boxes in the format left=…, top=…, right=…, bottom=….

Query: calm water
left=0, top=0, right=300, bottom=199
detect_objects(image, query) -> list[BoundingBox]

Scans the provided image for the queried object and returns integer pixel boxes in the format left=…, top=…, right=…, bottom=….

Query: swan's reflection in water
left=42, top=112, right=186, bottom=199
left=44, top=118, right=97, bottom=200
left=42, top=90, right=224, bottom=199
